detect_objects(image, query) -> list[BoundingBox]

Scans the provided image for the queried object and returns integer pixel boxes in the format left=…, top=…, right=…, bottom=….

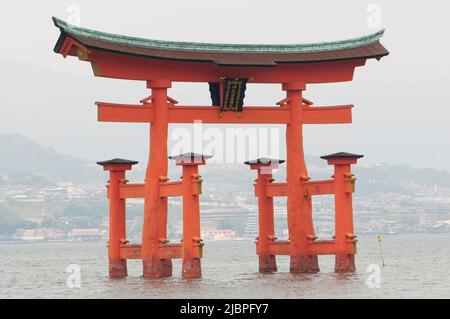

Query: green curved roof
left=53, top=17, right=385, bottom=54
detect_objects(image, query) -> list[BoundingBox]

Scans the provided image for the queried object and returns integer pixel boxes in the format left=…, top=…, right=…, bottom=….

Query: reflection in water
left=332, top=272, right=359, bottom=282
left=0, top=234, right=449, bottom=298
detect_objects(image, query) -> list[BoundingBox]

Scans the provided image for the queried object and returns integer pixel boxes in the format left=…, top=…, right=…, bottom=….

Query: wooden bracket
left=276, top=97, right=291, bottom=106
left=59, top=37, right=91, bottom=59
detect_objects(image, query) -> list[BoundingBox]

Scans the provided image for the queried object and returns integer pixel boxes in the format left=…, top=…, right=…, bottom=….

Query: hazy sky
left=0, top=0, right=449, bottom=170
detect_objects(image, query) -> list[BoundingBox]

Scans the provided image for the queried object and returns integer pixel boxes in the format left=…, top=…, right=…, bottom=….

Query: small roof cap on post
left=96, top=158, right=139, bottom=166
left=320, top=152, right=364, bottom=160
left=320, top=152, right=364, bottom=165
left=245, top=158, right=285, bottom=173
left=97, top=158, right=138, bottom=171
left=244, top=158, right=285, bottom=165
left=169, top=152, right=212, bottom=165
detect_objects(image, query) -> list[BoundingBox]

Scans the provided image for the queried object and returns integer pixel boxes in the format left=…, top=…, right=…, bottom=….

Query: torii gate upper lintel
left=53, top=16, right=389, bottom=278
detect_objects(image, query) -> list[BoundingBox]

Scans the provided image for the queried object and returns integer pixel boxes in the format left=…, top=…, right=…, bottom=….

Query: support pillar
left=245, top=158, right=282, bottom=273
left=283, top=82, right=319, bottom=273
left=142, top=79, right=173, bottom=278
left=97, top=158, right=138, bottom=278
left=170, top=153, right=211, bottom=279
left=322, top=152, right=363, bottom=273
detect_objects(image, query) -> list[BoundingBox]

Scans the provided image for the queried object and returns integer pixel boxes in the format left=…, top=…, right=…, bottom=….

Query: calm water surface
left=0, top=234, right=449, bottom=298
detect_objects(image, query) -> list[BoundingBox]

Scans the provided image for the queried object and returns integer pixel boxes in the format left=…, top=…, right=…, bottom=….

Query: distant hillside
left=0, top=133, right=102, bottom=184
left=1, top=133, right=449, bottom=192
left=354, top=164, right=450, bottom=195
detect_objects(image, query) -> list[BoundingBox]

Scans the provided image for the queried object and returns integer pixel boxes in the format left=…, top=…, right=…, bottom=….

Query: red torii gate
left=52, top=17, right=389, bottom=278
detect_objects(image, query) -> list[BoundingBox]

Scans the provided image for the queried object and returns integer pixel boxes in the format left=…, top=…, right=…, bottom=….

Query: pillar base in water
left=335, top=253, right=356, bottom=273
left=109, top=259, right=127, bottom=278
left=259, top=255, right=277, bottom=273
left=290, top=255, right=320, bottom=273
left=142, top=257, right=173, bottom=278
left=182, top=259, right=201, bottom=279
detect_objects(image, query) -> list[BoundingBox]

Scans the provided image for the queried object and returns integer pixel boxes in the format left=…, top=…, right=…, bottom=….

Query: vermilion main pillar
left=284, top=82, right=319, bottom=273
left=142, top=79, right=172, bottom=278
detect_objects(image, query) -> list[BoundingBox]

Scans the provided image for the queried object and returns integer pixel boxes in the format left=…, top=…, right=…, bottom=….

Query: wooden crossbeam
left=303, top=105, right=352, bottom=124
left=119, top=183, right=145, bottom=198
left=159, top=181, right=183, bottom=197
left=119, top=243, right=187, bottom=260
left=121, top=179, right=351, bottom=199
left=118, top=181, right=188, bottom=199
left=168, top=106, right=290, bottom=124
left=118, top=180, right=205, bottom=199
left=97, top=102, right=154, bottom=123
left=263, top=179, right=353, bottom=197
left=265, top=240, right=356, bottom=255
left=266, top=240, right=291, bottom=255
left=266, top=182, right=288, bottom=197
left=160, top=244, right=184, bottom=259
left=303, top=180, right=335, bottom=196
left=308, top=240, right=339, bottom=255
left=97, top=102, right=353, bottom=125
left=119, top=244, right=142, bottom=259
